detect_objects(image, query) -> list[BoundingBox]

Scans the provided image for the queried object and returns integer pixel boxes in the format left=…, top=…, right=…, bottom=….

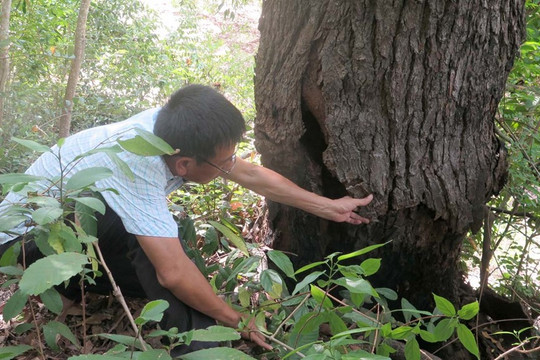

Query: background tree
left=254, top=0, right=525, bottom=311
left=57, top=0, right=91, bottom=138
left=0, top=0, right=12, bottom=127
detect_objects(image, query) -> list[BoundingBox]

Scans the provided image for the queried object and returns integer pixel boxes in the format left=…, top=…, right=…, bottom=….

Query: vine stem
left=271, top=294, right=310, bottom=338
left=493, top=339, right=530, bottom=360
left=92, top=242, right=147, bottom=351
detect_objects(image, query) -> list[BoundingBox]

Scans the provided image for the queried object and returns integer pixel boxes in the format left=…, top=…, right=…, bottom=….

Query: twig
left=80, top=277, right=87, bottom=353
left=271, top=294, right=310, bottom=338
left=28, top=298, right=46, bottom=360
left=92, top=242, right=147, bottom=351
left=261, top=332, right=306, bottom=357
left=489, top=206, right=539, bottom=222
left=371, top=304, right=381, bottom=353
left=493, top=339, right=530, bottom=360
left=325, top=292, right=382, bottom=325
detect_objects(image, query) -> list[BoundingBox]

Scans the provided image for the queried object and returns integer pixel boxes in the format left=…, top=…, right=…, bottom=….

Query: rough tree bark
left=0, top=0, right=12, bottom=127
left=255, top=0, right=525, bottom=313
left=57, top=0, right=91, bottom=138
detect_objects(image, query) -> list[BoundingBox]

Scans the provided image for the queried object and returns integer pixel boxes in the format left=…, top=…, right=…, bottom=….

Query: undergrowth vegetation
left=0, top=0, right=539, bottom=359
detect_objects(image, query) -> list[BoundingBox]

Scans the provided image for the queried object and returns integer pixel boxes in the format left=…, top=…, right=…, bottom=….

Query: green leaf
left=43, top=320, right=80, bottom=351
left=390, top=326, right=413, bottom=340
left=457, top=323, right=480, bottom=359
left=98, top=334, right=145, bottom=350
left=117, top=129, right=175, bottom=156
left=401, top=298, right=421, bottom=323
left=331, top=326, right=379, bottom=339
left=32, top=207, right=63, bottom=225
left=179, top=347, right=256, bottom=360
left=0, top=215, right=28, bottom=232
left=75, top=201, right=97, bottom=237
left=419, top=329, right=438, bottom=343
left=457, top=301, right=479, bottom=320
left=40, top=287, right=63, bottom=314
left=136, top=299, right=170, bottom=325
left=12, top=137, right=51, bottom=153
left=433, top=318, right=456, bottom=341
left=0, top=345, right=33, bottom=360
left=71, top=197, right=106, bottom=215
left=19, top=252, right=89, bottom=295
left=0, top=265, right=23, bottom=276
left=404, top=338, right=421, bottom=360
left=360, top=258, right=381, bottom=276
left=14, top=323, right=34, bottom=335
left=2, top=289, right=28, bottom=321
left=433, top=293, right=456, bottom=316
left=267, top=250, right=296, bottom=279
left=65, top=167, right=113, bottom=191
left=107, top=152, right=135, bottom=181
left=68, top=356, right=125, bottom=360
left=376, top=287, right=397, bottom=300
left=295, top=260, right=327, bottom=275
left=191, top=325, right=241, bottom=342
left=337, top=241, right=391, bottom=261
left=332, top=277, right=378, bottom=298
left=292, top=270, right=325, bottom=295
left=0, top=173, right=44, bottom=185
left=326, top=311, right=348, bottom=335
left=28, top=196, right=61, bottom=208
left=209, top=221, right=248, bottom=256
left=260, top=269, right=284, bottom=298
left=310, top=285, right=333, bottom=309
left=138, top=349, right=172, bottom=360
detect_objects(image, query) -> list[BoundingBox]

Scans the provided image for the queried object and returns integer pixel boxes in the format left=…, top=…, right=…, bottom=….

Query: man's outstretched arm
left=225, top=158, right=373, bottom=224
left=136, top=234, right=272, bottom=350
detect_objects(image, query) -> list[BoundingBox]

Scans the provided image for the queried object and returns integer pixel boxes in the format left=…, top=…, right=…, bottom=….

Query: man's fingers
left=355, top=193, right=373, bottom=206
left=251, top=332, right=273, bottom=350
left=348, top=212, right=370, bottom=224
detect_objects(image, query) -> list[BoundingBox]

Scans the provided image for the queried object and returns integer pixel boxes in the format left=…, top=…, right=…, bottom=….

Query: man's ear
left=173, top=156, right=194, bottom=177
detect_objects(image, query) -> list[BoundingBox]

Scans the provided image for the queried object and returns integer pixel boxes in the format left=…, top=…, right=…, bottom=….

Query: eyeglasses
left=202, top=154, right=237, bottom=175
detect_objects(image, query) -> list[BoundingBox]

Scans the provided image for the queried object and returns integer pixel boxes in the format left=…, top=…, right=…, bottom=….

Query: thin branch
left=271, top=294, right=310, bottom=338
left=493, top=339, right=530, bottom=360
left=489, top=206, right=539, bottom=222
left=92, top=242, right=147, bottom=351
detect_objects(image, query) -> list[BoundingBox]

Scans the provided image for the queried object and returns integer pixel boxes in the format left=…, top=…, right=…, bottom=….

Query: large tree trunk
left=254, top=0, right=525, bottom=311
left=0, top=0, right=12, bottom=127
left=57, top=0, right=91, bottom=138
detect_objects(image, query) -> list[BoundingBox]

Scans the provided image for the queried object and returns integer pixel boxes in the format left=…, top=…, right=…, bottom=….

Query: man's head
left=155, top=84, right=245, bottom=182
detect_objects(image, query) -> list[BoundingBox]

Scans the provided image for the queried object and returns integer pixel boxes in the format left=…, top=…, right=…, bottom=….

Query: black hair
left=154, top=84, right=246, bottom=160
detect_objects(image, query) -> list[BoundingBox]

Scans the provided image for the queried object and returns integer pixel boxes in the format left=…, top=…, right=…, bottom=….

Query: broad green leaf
left=72, top=197, right=106, bottom=215
left=343, top=350, right=391, bottom=360
left=69, top=355, right=125, bottom=360
left=390, top=326, right=413, bottom=340
left=75, top=201, right=97, bottom=236
left=0, top=345, right=33, bottom=360
left=458, top=301, right=479, bottom=320
left=404, top=338, right=421, bottom=360
left=43, top=320, right=79, bottom=350
left=310, top=285, right=333, bottom=309
left=267, top=250, right=296, bottom=279
left=0, top=265, right=23, bottom=276
left=337, top=241, right=391, bottom=261
left=40, top=287, right=63, bottom=314
left=136, top=299, right=170, bottom=325
left=401, top=297, right=421, bottom=323
left=19, top=252, right=89, bottom=295
left=326, top=311, right=348, bottom=335
left=225, top=255, right=260, bottom=283
left=332, top=277, right=378, bottom=297
left=65, top=167, right=113, bottom=191
left=457, top=323, right=480, bottom=359
left=331, top=326, right=379, bottom=339
left=360, top=258, right=381, bottom=276
left=12, top=137, right=51, bottom=153
left=433, top=318, right=456, bottom=341
left=191, top=325, right=241, bottom=342
left=14, top=323, right=34, bottom=334
left=419, top=329, right=438, bottom=343
left=32, top=207, right=63, bottom=225
left=180, top=347, right=256, bottom=360
left=28, top=196, right=60, bottom=208
left=209, top=221, right=248, bottom=256
left=98, top=334, right=144, bottom=350
left=138, top=349, right=172, bottom=360
left=295, top=260, right=327, bottom=275
left=0, top=173, right=44, bottom=184
left=0, top=215, right=27, bottom=232
left=238, top=286, right=251, bottom=307
left=107, top=152, right=135, bottom=181
left=2, top=289, right=28, bottom=321
left=376, top=287, right=397, bottom=300
left=73, top=145, right=123, bottom=160
left=117, top=129, right=175, bottom=156
left=292, top=270, right=325, bottom=295
left=433, top=293, right=456, bottom=316
left=260, top=269, right=284, bottom=298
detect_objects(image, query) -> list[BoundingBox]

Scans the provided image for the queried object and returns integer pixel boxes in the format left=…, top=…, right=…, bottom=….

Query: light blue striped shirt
left=0, top=108, right=184, bottom=244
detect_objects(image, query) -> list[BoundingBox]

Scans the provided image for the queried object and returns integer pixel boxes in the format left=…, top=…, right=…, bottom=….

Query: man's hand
left=240, top=316, right=273, bottom=351
left=326, top=194, right=373, bottom=224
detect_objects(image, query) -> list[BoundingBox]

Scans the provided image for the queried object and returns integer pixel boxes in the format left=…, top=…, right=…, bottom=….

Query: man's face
left=182, top=144, right=237, bottom=184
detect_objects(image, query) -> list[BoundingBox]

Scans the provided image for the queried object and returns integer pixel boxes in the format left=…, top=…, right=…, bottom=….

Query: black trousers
left=0, top=204, right=218, bottom=355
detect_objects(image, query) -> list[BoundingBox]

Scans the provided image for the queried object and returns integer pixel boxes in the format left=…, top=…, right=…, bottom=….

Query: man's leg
left=93, top=204, right=219, bottom=355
